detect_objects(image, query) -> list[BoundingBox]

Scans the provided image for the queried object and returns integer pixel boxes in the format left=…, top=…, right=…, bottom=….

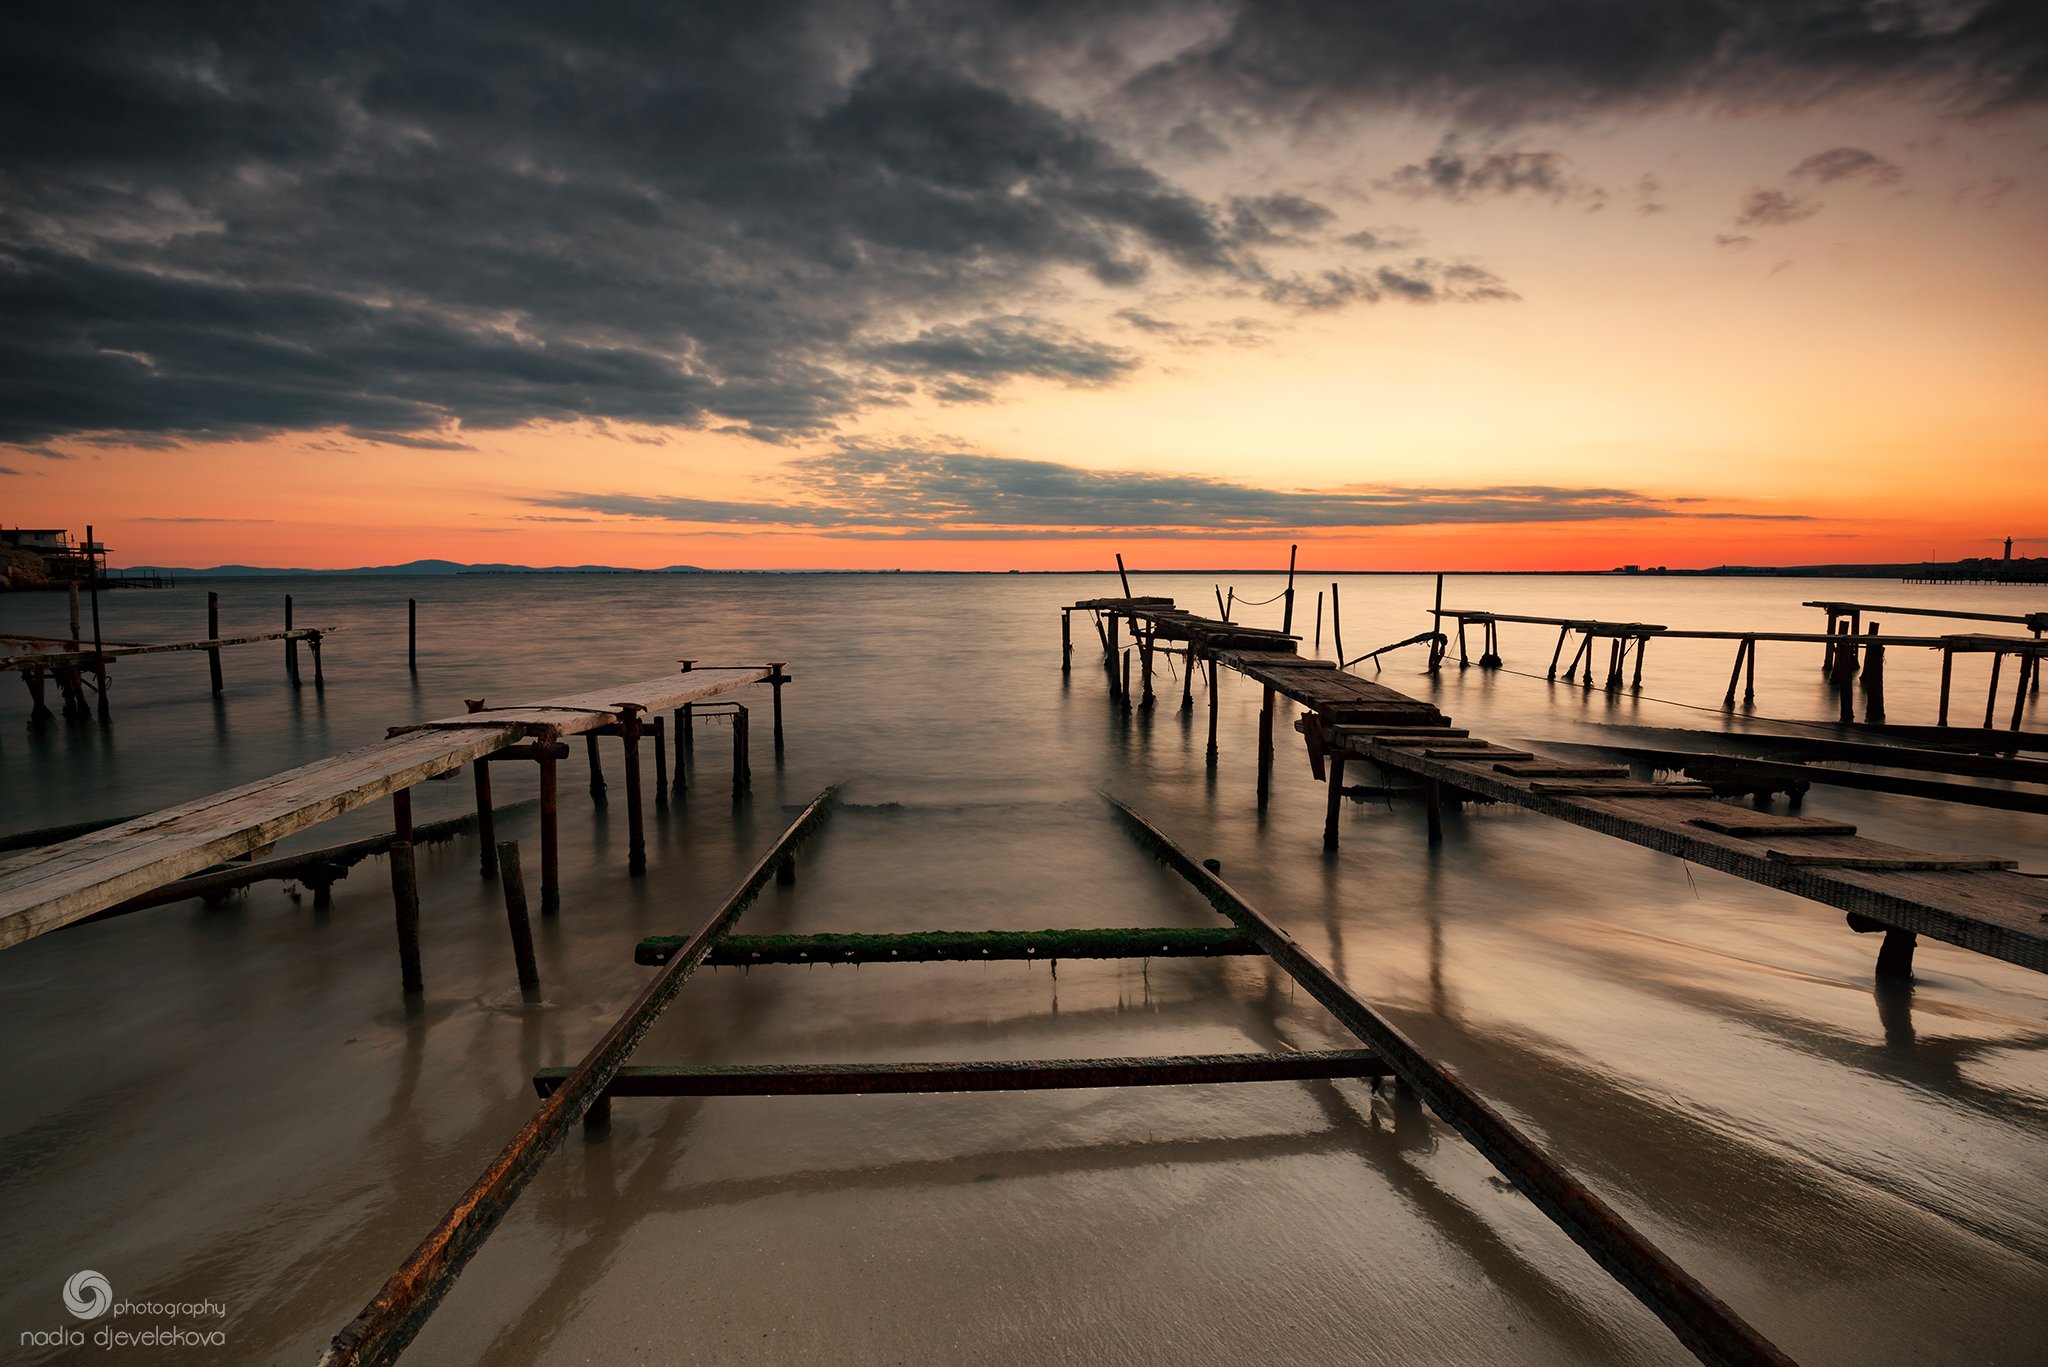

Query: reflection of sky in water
left=0, top=573, right=2043, bottom=1364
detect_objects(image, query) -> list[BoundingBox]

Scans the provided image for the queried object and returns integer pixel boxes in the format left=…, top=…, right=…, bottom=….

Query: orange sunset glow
left=4, top=6, right=2043, bottom=571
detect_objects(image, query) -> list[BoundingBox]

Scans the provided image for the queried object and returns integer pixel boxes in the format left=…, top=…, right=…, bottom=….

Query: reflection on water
left=0, top=573, right=2044, bottom=1365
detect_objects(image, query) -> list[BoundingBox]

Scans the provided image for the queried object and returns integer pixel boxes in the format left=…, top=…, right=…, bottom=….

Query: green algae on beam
left=634, top=926, right=1263, bottom=967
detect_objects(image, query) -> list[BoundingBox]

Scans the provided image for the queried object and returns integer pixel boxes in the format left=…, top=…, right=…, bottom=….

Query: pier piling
left=408, top=598, right=417, bottom=670
left=619, top=703, right=647, bottom=875
left=495, top=842, right=541, bottom=992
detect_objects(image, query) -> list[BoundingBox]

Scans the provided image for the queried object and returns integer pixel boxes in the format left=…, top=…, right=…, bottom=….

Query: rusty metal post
left=1314, top=590, right=1324, bottom=652
left=1863, top=626, right=1886, bottom=726
left=2010, top=654, right=2033, bottom=731
left=584, top=732, right=606, bottom=805
left=1938, top=650, right=1954, bottom=726
left=309, top=632, right=324, bottom=685
left=407, top=597, right=417, bottom=671
left=672, top=707, right=689, bottom=798
left=496, top=842, right=540, bottom=992
left=206, top=591, right=224, bottom=694
left=619, top=704, right=647, bottom=875
left=537, top=746, right=560, bottom=914
left=1139, top=626, right=1155, bottom=709
left=1256, top=685, right=1275, bottom=808
left=1061, top=608, right=1072, bottom=673
left=651, top=714, right=667, bottom=802
left=389, top=836, right=422, bottom=995
left=1743, top=637, right=1757, bottom=704
left=1115, top=552, right=1132, bottom=598
left=285, top=594, right=299, bottom=685
left=732, top=704, right=751, bottom=799
left=1180, top=644, right=1195, bottom=714
left=1330, top=582, right=1345, bottom=669
left=1428, top=572, right=1444, bottom=672
left=1120, top=647, right=1132, bottom=712
left=1106, top=613, right=1122, bottom=703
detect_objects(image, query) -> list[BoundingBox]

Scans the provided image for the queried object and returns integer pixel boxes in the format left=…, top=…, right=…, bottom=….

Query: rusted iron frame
left=1105, top=795, right=1796, bottom=1367
left=532, top=1051, right=1391, bottom=1100
left=317, top=785, right=840, bottom=1367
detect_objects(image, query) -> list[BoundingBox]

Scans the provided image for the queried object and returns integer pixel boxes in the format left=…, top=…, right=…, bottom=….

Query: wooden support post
left=389, top=839, right=423, bottom=995
left=1982, top=652, right=2004, bottom=730
left=1106, top=613, right=1122, bottom=703
left=1607, top=638, right=1625, bottom=691
left=68, top=581, right=81, bottom=647
left=1836, top=625, right=1856, bottom=725
left=682, top=701, right=695, bottom=752
left=1061, top=609, right=1072, bottom=673
left=1424, top=777, right=1444, bottom=845
left=1723, top=640, right=1746, bottom=708
left=650, top=715, right=667, bottom=802
left=1206, top=658, right=1220, bottom=767
left=1330, top=582, right=1345, bottom=669
left=1546, top=627, right=1569, bottom=680
left=1180, top=644, right=1195, bottom=713
left=1456, top=617, right=1470, bottom=668
left=1115, top=552, right=1133, bottom=598
left=309, top=633, right=324, bottom=685
left=1937, top=649, right=1954, bottom=726
left=1323, top=753, right=1346, bottom=851
left=1862, top=625, right=1886, bottom=725
left=1282, top=543, right=1297, bottom=636
left=1876, top=928, right=1917, bottom=982
left=732, top=704, right=752, bottom=799
left=1256, top=686, right=1275, bottom=808
left=537, top=746, right=560, bottom=914
left=618, top=704, right=646, bottom=875
left=86, top=527, right=108, bottom=723
left=1743, top=636, right=1757, bottom=704
left=22, top=667, right=52, bottom=723
left=1822, top=612, right=1838, bottom=673
left=1564, top=634, right=1591, bottom=684
left=1313, top=591, right=1324, bottom=652
left=584, top=732, right=606, bottom=804
left=1214, top=585, right=1229, bottom=620
left=1120, top=647, right=1132, bottom=712
left=206, top=591, right=224, bottom=694
left=1139, top=628, right=1155, bottom=709
left=471, top=761, right=497, bottom=882
left=393, top=786, right=413, bottom=844
left=2010, top=655, right=2033, bottom=731
left=1428, top=572, right=1444, bottom=672
left=1630, top=634, right=1648, bottom=690
left=407, top=598, right=417, bottom=670
left=285, top=594, right=299, bottom=685
left=775, top=853, right=797, bottom=887
left=672, top=707, right=689, bottom=798
left=768, top=662, right=787, bottom=755
left=496, top=842, right=541, bottom=991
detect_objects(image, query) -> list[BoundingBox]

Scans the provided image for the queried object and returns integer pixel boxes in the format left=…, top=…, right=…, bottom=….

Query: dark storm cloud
left=866, top=316, right=1139, bottom=388
left=3, top=0, right=2042, bottom=450
left=524, top=447, right=1804, bottom=538
left=1123, top=0, right=2048, bottom=126
left=1380, top=146, right=1593, bottom=203
left=1791, top=147, right=1905, bottom=185
left=1733, top=189, right=1822, bottom=227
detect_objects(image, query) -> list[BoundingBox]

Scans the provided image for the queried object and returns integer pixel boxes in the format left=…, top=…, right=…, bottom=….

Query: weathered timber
left=533, top=1051, right=1391, bottom=1099
left=1567, top=742, right=2048, bottom=816
left=317, top=786, right=840, bottom=1367
left=1106, top=796, right=1796, bottom=1367
left=1312, top=718, right=2048, bottom=974
left=637, top=925, right=1262, bottom=967
left=0, top=625, right=337, bottom=673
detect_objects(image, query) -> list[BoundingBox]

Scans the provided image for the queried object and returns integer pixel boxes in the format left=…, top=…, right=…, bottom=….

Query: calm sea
left=1, top=571, right=2043, bottom=1365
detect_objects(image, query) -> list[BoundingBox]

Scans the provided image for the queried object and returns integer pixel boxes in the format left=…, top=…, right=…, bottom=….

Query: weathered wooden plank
left=0, top=626, right=336, bottom=671
left=1688, top=816, right=1859, bottom=838
left=1764, top=851, right=2018, bottom=871
left=640, top=925, right=1262, bottom=966
left=1496, top=764, right=1631, bottom=779
left=1527, top=781, right=1715, bottom=798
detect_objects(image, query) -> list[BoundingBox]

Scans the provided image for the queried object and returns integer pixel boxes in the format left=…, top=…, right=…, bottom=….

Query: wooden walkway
left=0, top=666, right=776, bottom=951
left=1066, top=595, right=2048, bottom=979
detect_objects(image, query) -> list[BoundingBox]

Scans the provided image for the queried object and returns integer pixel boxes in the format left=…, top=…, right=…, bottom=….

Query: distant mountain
left=119, top=560, right=709, bottom=577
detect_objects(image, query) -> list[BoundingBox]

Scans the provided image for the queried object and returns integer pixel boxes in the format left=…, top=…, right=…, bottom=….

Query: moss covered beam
left=634, top=926, right=1262, bottom=967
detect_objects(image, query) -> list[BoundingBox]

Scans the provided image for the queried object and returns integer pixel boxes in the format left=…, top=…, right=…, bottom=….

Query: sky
left=2, top=1, right=2044, bottom=571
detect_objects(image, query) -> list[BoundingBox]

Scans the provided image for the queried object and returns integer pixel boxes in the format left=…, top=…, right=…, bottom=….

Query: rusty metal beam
left=637, top=925, right=1262, bottom=967
left=533, top=1050, right=1390, bottom=1098
left=317, top=785, right=841, bottom=1367
left=1104, top=794, right=1796, bottom=1367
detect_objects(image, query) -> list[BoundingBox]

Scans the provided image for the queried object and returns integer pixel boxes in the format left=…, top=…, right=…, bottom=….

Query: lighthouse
left=2006, top=536, right=2014, bottom=561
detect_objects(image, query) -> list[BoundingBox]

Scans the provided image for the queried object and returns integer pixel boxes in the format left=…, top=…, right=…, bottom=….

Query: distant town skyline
left=4, top=2, right=2043, bottom=570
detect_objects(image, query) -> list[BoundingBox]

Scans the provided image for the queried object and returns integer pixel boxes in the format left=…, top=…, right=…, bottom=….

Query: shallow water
left=1, top=572, right=2044, bottom=1365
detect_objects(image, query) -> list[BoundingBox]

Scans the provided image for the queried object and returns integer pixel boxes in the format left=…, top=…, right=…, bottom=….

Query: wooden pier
left=1425, top=605, right=2045, bottom=729
left=318, top=788, right=1796, bottom=1367
left=1067, top=594, right=2048, bottom=981
left=0, top=664, right=786, bottom=954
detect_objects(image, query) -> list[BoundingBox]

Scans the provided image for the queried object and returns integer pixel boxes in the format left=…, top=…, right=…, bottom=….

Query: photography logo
left=62, top=1270, right=111, bottom=1320
left=19, top=1270, right=228, bottom=1352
